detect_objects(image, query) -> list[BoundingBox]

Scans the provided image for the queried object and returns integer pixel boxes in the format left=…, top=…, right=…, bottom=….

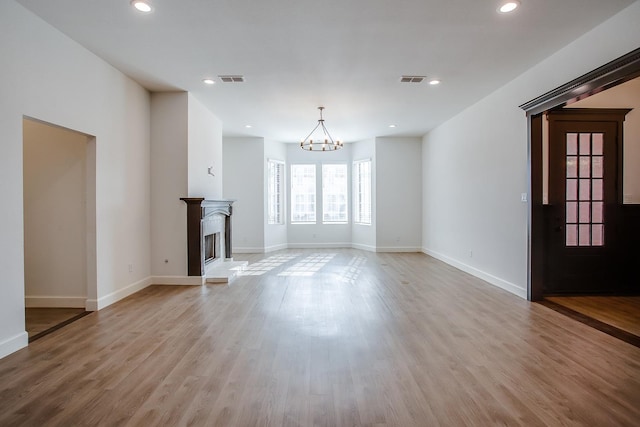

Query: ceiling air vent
left=218, top=75, right=245, bottom=83
left=400, top=75, right=425, bottom=83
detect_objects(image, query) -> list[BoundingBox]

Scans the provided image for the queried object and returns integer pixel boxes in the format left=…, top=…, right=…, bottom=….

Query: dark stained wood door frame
left=520, top=47, right=640, bottom=301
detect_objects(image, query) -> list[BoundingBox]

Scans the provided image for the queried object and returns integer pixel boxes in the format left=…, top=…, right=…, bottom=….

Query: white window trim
left=353, top=158, right=372, bottom=226
left=322, top=163, right=349, bottom=224
left=290, top=163, right=317, bottom=224
left=267, top=159, right=285, bottom=225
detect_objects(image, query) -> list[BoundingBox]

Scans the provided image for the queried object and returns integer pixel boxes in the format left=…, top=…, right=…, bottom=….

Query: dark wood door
left=545, top=109, right=629, bottom=294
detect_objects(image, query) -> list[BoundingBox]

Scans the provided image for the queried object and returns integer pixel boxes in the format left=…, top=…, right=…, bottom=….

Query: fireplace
left=204, top=232, right=220, bottom=264
left=180, top=198, right=235, bottom=276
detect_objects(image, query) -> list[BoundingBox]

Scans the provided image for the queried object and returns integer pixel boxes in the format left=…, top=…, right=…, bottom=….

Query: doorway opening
left=22, top=118, right=97, bottom=341
left=522, top=48, right=640, bottom=344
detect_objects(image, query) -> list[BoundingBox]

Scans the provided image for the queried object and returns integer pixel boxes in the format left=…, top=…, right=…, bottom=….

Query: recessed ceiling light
left=203, top=78, right=215, bottom=85
left=498, top=1, right=520, bottom=13
left=131, top=0, right=153, bottom=13
left=389, top=124, right=397, bottom=128
left=429, top=79, right=441, bottom=85
left=245, top=125, right=253, bottom=128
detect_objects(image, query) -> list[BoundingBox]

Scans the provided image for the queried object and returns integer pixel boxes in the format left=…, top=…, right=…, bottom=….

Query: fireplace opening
left=204, top=232, right=220, bottom=265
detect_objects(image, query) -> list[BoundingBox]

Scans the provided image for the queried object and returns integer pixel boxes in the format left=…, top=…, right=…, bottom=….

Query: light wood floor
left=545, top=296, right=640, bottom=337
left=25, top=307, right=87, bottom=338
left=1, top=249, right=639, bottom=426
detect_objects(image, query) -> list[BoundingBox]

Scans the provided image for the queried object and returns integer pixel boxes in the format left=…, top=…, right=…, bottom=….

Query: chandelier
left=300, top=107, right=343, bottom=151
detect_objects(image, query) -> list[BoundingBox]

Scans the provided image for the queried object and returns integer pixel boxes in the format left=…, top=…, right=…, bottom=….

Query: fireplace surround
left=180, top=198, right=234, bottom=276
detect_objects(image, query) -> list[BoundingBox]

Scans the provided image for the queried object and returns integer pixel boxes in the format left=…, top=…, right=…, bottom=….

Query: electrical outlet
left=521, top=193, right=527, bottom=202
left=128, top=264, right=133, bottom=272
left=469, top=251, right=473, bottom=258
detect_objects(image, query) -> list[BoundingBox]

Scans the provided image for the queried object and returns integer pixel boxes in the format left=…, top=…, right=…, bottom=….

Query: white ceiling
left=16, top=0, right=636, bottom=142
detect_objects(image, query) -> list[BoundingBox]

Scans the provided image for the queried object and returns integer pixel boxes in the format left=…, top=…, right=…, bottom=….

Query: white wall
left=0, top=1, right=151, bottom=358
left=151, top=93, right=224, bottom=278
left=150, top=93, right=188, bottom=277
left=422, top=1, right=640, bottom=299
left=188, top=94, right=223, bottom=199
left=223, top=137, right=266, bottom=252
left=23, top=120, right=88, bottom=308
left=286, top=143, right=352, bottom=248
left=351, top=139, right=376, bottom=251
left=264, top=139, right=288, bottom=251
left=569, top=78, right=640, bottom=204
left=376, top=137, right=422, bottom=252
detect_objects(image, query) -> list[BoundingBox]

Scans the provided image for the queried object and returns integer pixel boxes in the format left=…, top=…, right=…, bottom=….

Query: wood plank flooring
left=25, top=307, right=87, bottom=339
left=1, top=249, right=640, bottom=426
left=545, top=296, right=640, bottom=337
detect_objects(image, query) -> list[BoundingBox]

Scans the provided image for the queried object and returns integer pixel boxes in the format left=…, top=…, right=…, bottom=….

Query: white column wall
left=223, top=137, right=265, bottom=252
left=0, top=1, right=151, bottom=358
left=150, top=93, right=188, bottom=277
left=422, top=1, right=640, bottom=298
left=188, top=94, right=223, bottom=199
left=376, top=137, right=422, bottom=252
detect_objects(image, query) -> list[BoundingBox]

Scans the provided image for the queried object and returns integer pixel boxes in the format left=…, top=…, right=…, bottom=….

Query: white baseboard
left=233, top=247, right=266, bottom=254
left=376, top=246, right=422, bottom=253
left=25, top=296, right=86, bottom=308
left=85, top=276, right=153, bottom=311
left=0, top=332, right=28, bottom=360
left=151, top=276, right=205, bottom=285
left=350, top=243, right=376, bottom=252
left=287, top=242, right=352, bottom=249
left=264, top=243, right=288, bottom=253
left=422, top=248, right=527, bottom=299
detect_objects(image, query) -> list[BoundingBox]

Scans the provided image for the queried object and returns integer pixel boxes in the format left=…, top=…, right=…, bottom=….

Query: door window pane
left=592, top=134, right=603, bottom=155
left=592, top=202, right=603, bottom=223
left=566, top=202, right=577, bottom=223
left=564, top=131, right=606, bottom=247
left=567, top=134, right=578, bottom=155
left=592, top=157, right=603, bottom=178
left=592, top=179, right=603, bottom=200
left=579, top=157, right=590, bottom=177
left=579, top=224, right=591, bottom=246
left=592, top=225, right=604, bottom=246
left=579, top=179, right=590, bottom=200
left=579, top=134, right=591, bottom=155
left=566, top=179, right=577, bottom=200
left=567, top=157, right=578, bottom=177
left=579, top=202, right=590, bottom=223
left=566, top=225, right=578, bottom=246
